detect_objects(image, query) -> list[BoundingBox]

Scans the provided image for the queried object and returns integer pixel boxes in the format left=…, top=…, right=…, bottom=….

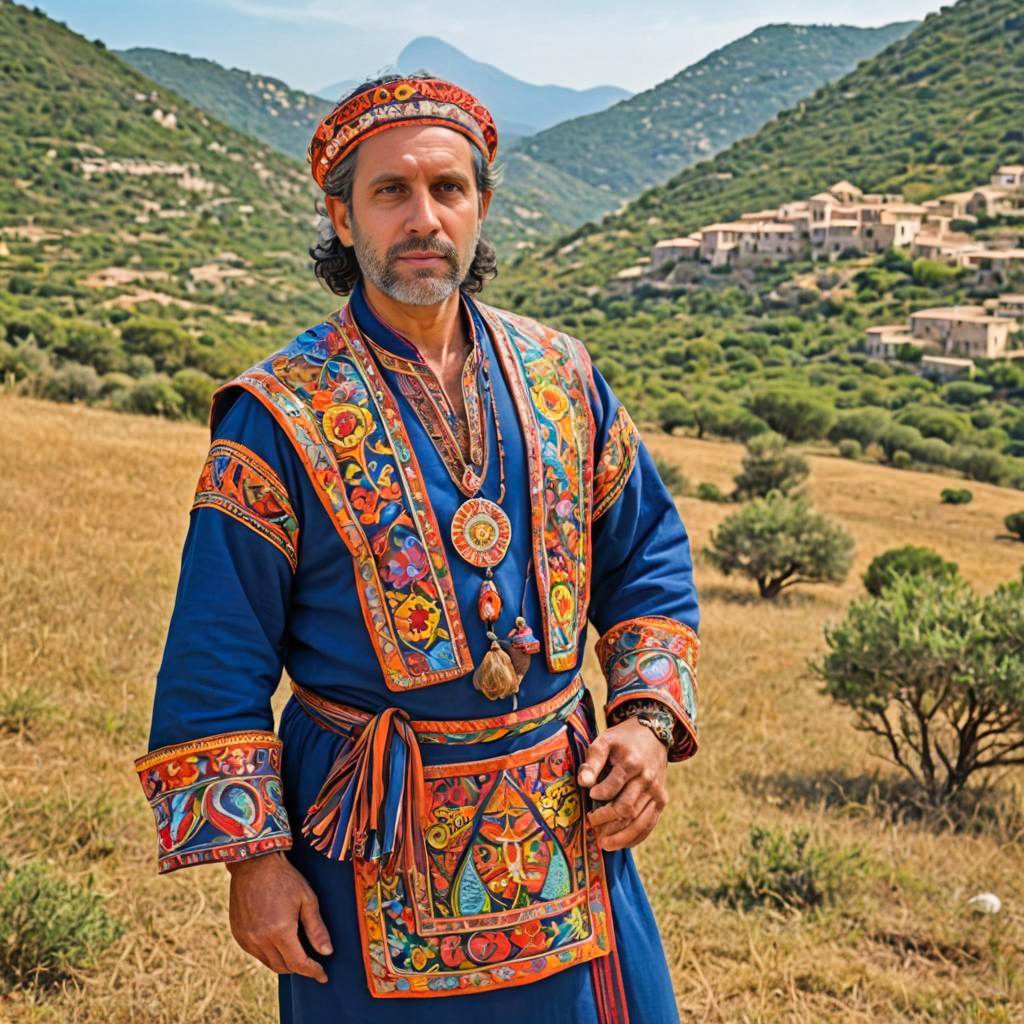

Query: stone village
left=618, top=162, right=1024, bottom=381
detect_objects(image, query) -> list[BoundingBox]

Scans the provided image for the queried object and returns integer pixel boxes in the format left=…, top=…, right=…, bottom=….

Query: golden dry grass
left=1, top=394, right=1023, bottom=1023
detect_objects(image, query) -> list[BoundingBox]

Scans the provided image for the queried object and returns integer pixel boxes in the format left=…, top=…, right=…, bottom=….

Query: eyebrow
left=365, top=169, right=473, bottom=188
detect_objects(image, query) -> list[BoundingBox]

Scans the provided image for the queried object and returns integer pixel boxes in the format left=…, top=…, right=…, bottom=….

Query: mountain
left=515, top=23, right=919, bottom=198
left=488, top=22, right=918, bottom=251
left=483, top=0, right=1024, bottom=480
left=320, top=36, right=631, bottom=138
left=0, top=1, right=326, bottom=417
left=497, top=0, right=1024, bottom=298
left=116, top=48, right=333, bottom=162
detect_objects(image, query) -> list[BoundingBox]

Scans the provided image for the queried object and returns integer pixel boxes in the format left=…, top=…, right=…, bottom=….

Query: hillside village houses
left=633, top=162, right=1024, bottom=276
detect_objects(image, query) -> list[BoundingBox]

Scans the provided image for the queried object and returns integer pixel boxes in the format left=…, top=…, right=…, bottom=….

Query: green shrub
left=816, top=574, right=1024, bottom=805
left=748, top=388, right=836, bottom=442
left=837, top=439, right=862, bottom=460
left=1006, top=512, right=1024, bottom=541
left=0, top=859, right=123, bottom=992
left=713, top=827, right=869, bottom=912
left=732, top=431, right=809, bottom=499
left=112, top=373, right=185, bottom=418
left=891, top=450, right=913, bottom=469
left=695, top=481, right=728, bottom=503
left=653, top=456, right=688, bottom=496
left=706, top=494, right=854, bottom=598
left=656, top=397, right=691, bottom=434
left=940, top=487, right=972, bottom=505
left=172, top=367, right=217, bottom=421
left=862, top=545, right=959, bottom=597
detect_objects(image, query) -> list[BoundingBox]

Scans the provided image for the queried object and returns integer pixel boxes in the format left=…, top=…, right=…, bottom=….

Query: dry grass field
left=1, top=393, right=1022, bottom=1023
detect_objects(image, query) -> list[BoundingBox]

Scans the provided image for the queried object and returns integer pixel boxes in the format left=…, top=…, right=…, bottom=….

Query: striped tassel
left=301, top=707, right=426, bottom=875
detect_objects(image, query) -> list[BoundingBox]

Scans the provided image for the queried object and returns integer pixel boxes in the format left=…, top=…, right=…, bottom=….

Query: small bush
left=0, top=859, right=123, bottom=992
left=652, top=456, right=688, bottom=496
left=695, top=481, right=728, bottom=503
left=940, top=487, right=972, bottom=505
left=1006, top=511, right=1024, bottom=541
left=817, top=574, right=1024, bottom=805
left=862, top=545, right=959, bottom=596
left=838, top=439, right=861, bottom=460
left=713, top=827, right=868, bottom=912
left=707, top=494, right=854, bottom=598
left=732, top=431, right=809, bottom=499
left=891, top=450, right=913, bottom=469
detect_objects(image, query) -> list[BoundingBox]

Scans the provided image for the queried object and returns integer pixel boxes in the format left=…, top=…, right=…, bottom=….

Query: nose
left=403, top=185, right=443, bottom=237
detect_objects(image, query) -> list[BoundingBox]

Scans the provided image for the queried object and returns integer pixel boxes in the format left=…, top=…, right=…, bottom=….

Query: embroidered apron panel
left=213, top=313, right=473, bottom=691
left=481, top=307, right=595, bottom=673
left=353, top=728, right=614, bottom=998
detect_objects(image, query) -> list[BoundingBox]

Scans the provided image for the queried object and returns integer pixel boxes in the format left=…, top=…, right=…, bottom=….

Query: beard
left=350, top=216, right=479, bottom=306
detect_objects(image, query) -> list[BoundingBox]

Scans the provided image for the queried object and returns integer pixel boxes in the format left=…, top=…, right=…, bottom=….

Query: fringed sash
left=289, top=678, right=629, bottom=1022
left=291, top=678, right=585, bottom=871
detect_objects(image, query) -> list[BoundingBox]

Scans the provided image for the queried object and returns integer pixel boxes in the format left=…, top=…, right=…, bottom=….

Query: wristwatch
left=616, top=698, right=675, bottom=749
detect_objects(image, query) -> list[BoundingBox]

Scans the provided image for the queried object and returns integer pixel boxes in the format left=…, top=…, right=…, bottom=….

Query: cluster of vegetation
left=0, top=858, right=122, bottom=992
left=0, top=3, right=329, bottom=420
left=818, top=559, right=1024, bottom=806
left=713, top=826, right=870, bottom=913
left=699, top=434, right=855, bottom=598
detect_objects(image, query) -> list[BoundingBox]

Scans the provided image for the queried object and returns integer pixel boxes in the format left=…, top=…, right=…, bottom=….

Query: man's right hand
left=227, top=851, right=332, bottom=983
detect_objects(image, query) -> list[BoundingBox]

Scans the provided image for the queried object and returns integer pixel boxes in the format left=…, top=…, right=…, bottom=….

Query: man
left=136, top=75, right=700, bottom=1024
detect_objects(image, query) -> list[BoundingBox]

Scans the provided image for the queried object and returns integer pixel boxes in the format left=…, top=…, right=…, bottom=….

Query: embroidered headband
left=308, top=77, right=499, bottom=189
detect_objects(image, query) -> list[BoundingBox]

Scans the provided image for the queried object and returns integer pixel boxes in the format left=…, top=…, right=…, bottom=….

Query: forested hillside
left=489, top=0, right=1024, bottom=487
left=0, top=1, right=326, bottom=419
left=116, top=48, right=333, bottom=162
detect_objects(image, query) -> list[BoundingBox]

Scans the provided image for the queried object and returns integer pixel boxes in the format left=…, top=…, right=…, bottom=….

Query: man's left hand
left=577, top=717, right=669, bottom=851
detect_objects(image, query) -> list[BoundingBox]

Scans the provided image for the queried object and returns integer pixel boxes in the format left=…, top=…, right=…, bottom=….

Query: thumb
left=299, top=888, right=333, bottom=957
left=578, top=738, right=609, bottom=788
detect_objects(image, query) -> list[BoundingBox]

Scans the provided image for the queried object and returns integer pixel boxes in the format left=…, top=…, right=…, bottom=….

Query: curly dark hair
left=309, top=74, right=499, bottom=297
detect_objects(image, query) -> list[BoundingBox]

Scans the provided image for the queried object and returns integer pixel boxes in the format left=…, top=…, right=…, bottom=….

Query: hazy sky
left=36, top=0, right=941, bottom=94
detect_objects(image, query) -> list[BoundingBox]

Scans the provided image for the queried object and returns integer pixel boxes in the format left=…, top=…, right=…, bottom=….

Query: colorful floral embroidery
left=481, top=306, right=595, bottom=673
left=213, top=309, right=474, bottom=692
left=353, top=727, right=615, bottom=998
left=192, top=441, right=299, bottom=571
left=593, top=406, right=641, bottom=521
left=135, top=731, right=291, bottom=873
left=597, top=616, right=700, bottom=762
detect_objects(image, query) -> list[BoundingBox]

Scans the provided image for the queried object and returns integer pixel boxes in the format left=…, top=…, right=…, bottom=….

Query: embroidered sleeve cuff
left=192, top=441, right=299, bottom=571
left=593, top=406, right=640, bottom=521
left=135, top=731, right=292, bottom=874
left=596, top=616, right=699, bottom=762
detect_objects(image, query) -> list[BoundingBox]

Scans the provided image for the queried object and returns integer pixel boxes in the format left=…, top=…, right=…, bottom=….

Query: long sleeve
left=587, top=365, right=700, bottom=762
left=135, top=392, right=303, bottom=872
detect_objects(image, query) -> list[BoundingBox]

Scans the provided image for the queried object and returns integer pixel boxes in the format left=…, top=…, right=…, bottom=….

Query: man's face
left=327, top=125, right=492, bottom=307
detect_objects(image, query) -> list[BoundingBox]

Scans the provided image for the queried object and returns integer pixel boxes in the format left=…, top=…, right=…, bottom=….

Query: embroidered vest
left=211, top=300, right=597, bottom=691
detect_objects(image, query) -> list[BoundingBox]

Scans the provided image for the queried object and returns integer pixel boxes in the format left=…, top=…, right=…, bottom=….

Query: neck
left=361, top=279, right=466, bottom=361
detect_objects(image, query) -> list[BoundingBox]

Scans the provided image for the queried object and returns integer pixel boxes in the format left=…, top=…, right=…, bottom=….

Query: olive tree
left=707, top=494, right=854, bottom=599
left=816, top=574, right=1024, bottom=805
left=732, top=431, right=809, bottom=499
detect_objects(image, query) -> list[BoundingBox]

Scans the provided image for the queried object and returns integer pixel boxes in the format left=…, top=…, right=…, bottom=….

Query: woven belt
left=289, top=676, right=587, bottom=872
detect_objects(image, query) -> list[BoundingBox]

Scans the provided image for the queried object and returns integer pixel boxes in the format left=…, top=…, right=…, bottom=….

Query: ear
left=325, top=195, right=354, bottom=247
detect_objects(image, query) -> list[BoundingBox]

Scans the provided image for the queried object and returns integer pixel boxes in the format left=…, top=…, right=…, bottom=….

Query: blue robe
left=139, top=283, right=700, bottom=1023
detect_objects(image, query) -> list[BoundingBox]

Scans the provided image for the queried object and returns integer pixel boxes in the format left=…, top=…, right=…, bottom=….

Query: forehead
left=352, top=124, right=476, bottom=181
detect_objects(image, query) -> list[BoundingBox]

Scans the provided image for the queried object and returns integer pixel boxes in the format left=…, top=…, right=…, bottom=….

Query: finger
left=591, top=790, right=653, bottom=841
left=589, top=761, right=635, bottom=802
left=577, top=736, right=611, bottom=788
left=599, top=800, right=661, bottom=851
left=252, top=941, right=290, bottom=975
left=607, top=775, right=649, bottom=822
left=299, top=889, right=333, bottom=956
left=273, top=933, right=328, bottom=984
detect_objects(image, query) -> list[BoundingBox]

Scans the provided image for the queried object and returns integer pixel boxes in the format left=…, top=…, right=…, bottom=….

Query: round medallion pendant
left=451, top=498, right=511, bottom=568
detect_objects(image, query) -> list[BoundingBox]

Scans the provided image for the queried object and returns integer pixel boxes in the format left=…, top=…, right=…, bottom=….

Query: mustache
left=387, top=238, right=458, bottom=262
